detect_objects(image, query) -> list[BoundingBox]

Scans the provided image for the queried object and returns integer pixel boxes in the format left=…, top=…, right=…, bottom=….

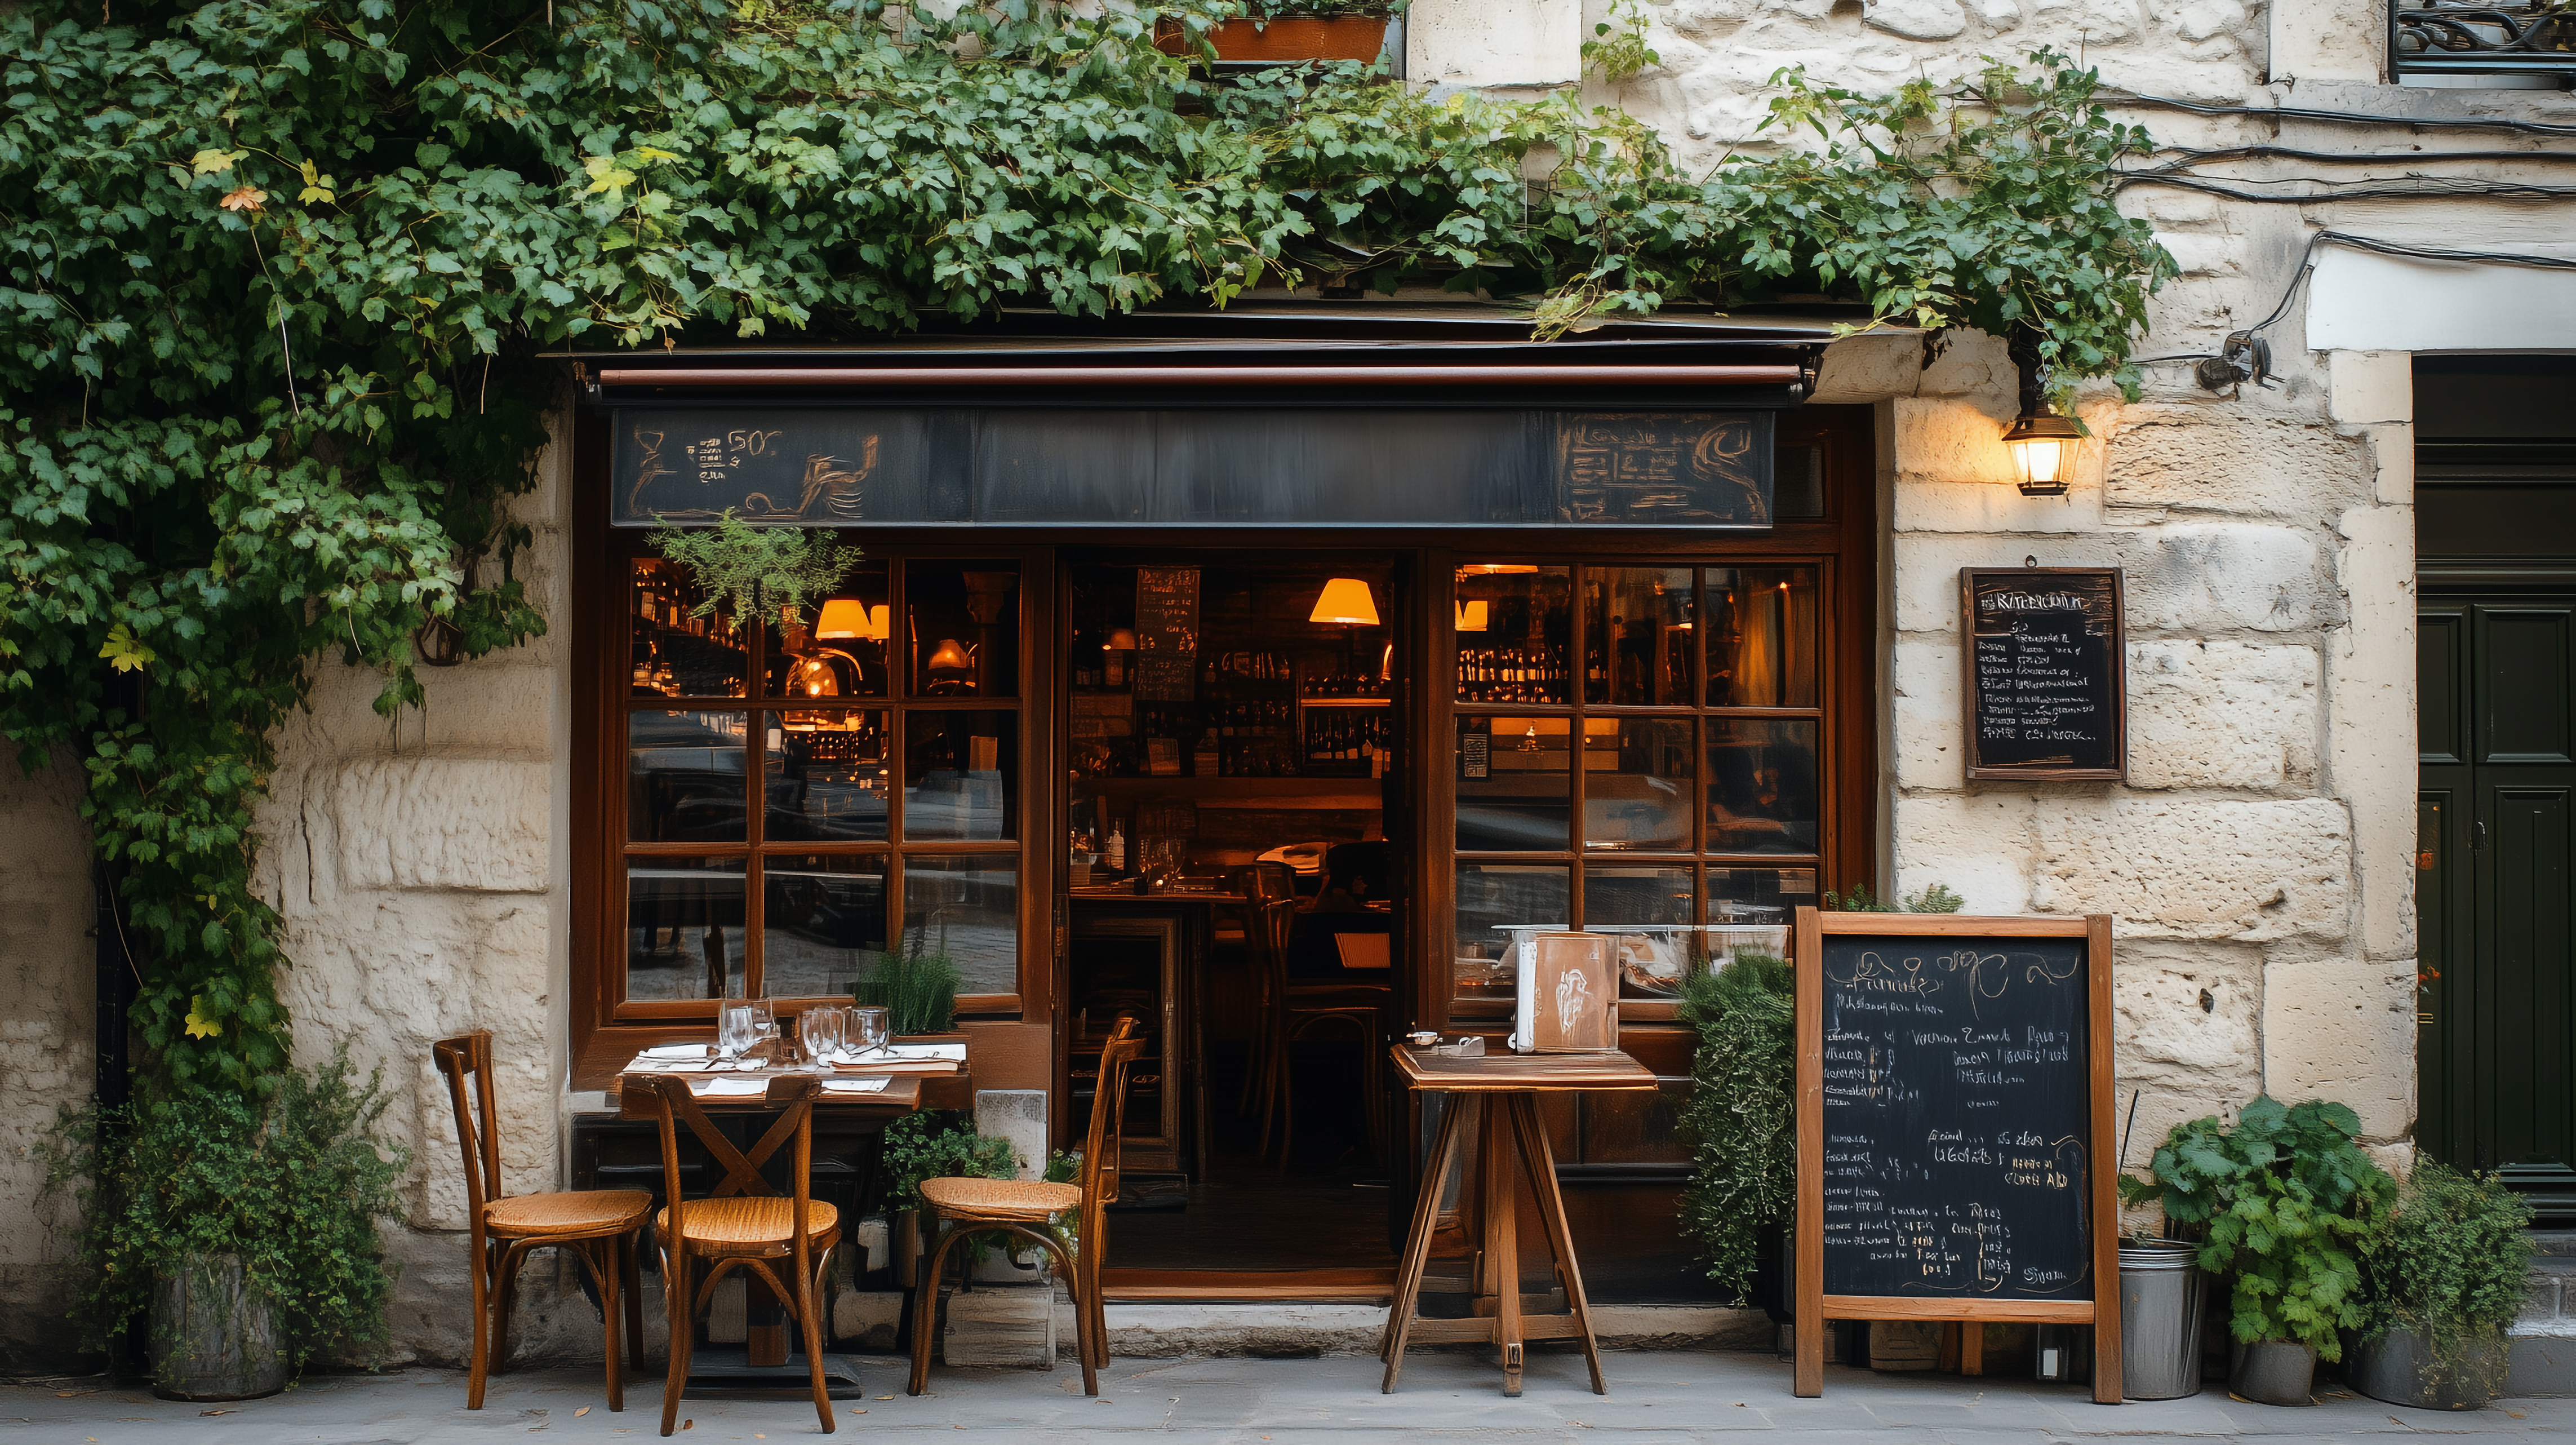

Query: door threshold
left=1100, top=1266, right=1394, bottom=1303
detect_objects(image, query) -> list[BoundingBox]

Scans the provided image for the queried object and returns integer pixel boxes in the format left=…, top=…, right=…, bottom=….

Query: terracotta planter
left=149, top=1254, right=287, bottom=1402
left=2229, top=1338, right=2317, bottom=1405
left=1155, top=15, right=1391, bottom=64
left=2345, top=1326, right=2509, bottom=1411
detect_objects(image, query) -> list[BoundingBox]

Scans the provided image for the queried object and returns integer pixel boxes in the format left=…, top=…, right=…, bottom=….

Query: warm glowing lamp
left=927, top=638, right=973, bottom=673
left=1454, top=600, right=1490, bottom=632
left=2002, top=411, right=2081, bottom=497
left=1309, top=578, right=1380, bottom=627
left=816, top=599, right=869, bottom=639
left=863, top=604, right=890, bottom=641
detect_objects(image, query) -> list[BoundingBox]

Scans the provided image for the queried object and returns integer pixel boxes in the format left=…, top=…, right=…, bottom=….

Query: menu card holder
left=1511, top=932, right=1619, bottom=1053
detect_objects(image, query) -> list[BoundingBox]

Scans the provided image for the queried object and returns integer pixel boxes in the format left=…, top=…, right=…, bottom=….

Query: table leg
left=1381, top=1092, right=1469, bottom=1393
left=1507, top=1092, right=1605, bottom=1396
left=1961, top=1321, right=1984, bottom=1376
left=744, top=1270, right=788, bottom=1368
left=1480, top=1097, right=1524, bottom=1398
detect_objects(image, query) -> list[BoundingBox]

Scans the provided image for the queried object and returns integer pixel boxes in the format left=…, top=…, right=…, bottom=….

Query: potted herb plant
left=2121, top=1096, right=2395, bottom=1406
left=41, top=1048, right=406, bottom=1399
left=1156, top=2, right=1402, bottom=65
left=2347, top=1159, right=2535, bottom=1409
left=858, top=928, right=965, bottom=1040
left=1676, top=952, right=1795, bottom=1309
left=647, top=509, right=858, bottom=633
left=879, top=1111, right=1018, bottom=1287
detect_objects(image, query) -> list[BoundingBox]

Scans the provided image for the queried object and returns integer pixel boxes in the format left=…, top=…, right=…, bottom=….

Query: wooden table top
left=1068, top=886, right=1249, bottom=903
left=610, top=1068, right=943, bottom=1118
left=1389, top=1046, right=1659, bottom=1093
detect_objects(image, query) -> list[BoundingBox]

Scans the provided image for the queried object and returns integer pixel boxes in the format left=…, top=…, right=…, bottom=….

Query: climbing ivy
left=0, top=0, right=2169, bottom=1101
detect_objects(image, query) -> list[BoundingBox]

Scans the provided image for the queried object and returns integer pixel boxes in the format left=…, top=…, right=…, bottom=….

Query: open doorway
left=1059, top=555, right=1411, bottom=1280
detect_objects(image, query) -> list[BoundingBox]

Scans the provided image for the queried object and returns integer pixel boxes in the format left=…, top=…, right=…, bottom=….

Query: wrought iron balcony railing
left=2393, top=1, right=2576, bottom=79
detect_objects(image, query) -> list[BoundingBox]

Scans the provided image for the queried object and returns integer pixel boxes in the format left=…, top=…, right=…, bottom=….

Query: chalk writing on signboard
left=628, top=422, right=877, bottom=523
left=1963, top=569, right=2124, bottom=779
left=1556, top=414, right=1767, bottom=525
left=1133, top=567, right=1200, bottom=703
left=1816, top=932, right=2091, bottom=1299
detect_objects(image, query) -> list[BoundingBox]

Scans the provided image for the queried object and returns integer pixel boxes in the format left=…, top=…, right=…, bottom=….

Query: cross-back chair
left=433, top=1031, right=652, bottom=1412
left=634, top=1073, right=839, bottom=1437
left=907, top=1015, right=1147, bottom=1397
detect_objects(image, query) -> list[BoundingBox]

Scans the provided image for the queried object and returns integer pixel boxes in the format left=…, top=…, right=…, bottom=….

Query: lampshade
left=815, top=599, right=869, bottom=639
left=1104, top=628, right=1138, bottom=651
left=927, top=638, right=973, bottom=673
left=2001, top=411, right=2082, bottom=497
left=864, top=604, right=891, bottom=641
left=1309, top=577, right=1380, bottom=627
left=1454, top=600, right=1489, bottom=633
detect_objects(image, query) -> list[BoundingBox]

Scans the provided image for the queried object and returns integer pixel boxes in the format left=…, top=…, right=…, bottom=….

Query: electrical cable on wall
left=2116, top=174, right=2576, bottom=202
left=2106, top=90, right=2576, bottom=139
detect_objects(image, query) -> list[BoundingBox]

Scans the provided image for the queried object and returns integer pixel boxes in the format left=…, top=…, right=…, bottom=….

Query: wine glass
left=851, top=1005, right=890, bottom=1057
left=800, top=1008, right=846, bottom=1070
left=717, top=1003, right=757, bottom=1069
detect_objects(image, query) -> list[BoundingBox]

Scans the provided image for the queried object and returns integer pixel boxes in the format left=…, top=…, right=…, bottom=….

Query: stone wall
left=0, top=758, right=95, bottom=1374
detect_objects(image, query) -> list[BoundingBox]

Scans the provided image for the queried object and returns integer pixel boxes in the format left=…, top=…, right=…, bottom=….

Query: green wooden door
left=2419, top=593, right=2576, bottom=1214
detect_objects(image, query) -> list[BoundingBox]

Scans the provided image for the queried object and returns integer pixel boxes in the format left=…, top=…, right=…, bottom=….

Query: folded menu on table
left=882, top=1042, right=967, bottom=1061
left=637, top=1043, right=714, bottom=1061
left=831, top=1058, right=960, bottom=1075
left=627, top=1056, right=716, bottom=1072
left=689, top=1076, right=770, bottom=1098
left=819, top=1077, right=891, bottom=1096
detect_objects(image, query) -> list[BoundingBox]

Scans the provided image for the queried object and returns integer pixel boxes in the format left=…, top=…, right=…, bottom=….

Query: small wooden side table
left=1379, top=1046, right=1659, bottom=1397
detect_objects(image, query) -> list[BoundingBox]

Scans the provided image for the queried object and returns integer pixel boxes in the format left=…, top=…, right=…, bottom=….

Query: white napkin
left=880, top=1042, right=967, bottom=1062
left=628, top=1056, right=714, bottom=1073
left=638, top=1043, right=712, bottom=1060
left=689, top=1076, right=770, bottom=1098
left=820, top=1077, right=891, bottom=1096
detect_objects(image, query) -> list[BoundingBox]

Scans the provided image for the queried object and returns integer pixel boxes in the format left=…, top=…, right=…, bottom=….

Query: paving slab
left=4, top=1350, right=2570, bottom=1442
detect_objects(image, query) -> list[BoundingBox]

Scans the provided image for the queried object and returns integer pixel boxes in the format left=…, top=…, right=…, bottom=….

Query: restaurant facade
left=6, top=0, right=2575, bottom=1375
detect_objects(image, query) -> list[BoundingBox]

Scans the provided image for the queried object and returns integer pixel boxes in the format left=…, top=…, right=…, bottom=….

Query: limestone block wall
left=0, top=759, right=95, bottom=1373
left=244, top=405, right=581, bottom=1368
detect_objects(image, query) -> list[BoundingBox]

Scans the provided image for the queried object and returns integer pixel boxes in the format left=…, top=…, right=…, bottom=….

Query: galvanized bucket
left=2118, top=1238, right=2205, bottom=1400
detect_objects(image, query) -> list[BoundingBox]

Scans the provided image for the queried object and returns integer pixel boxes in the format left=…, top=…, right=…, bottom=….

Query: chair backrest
left=1233, top=860, right=1298, bottom=905
left=432, top=1031, right=504, bottom=1225
left=636, top=1074, right=822, bottom=1251
left=1319, top=841, right=1393, bottom=902
left=1079, top=1017, right=1148, bottom=1219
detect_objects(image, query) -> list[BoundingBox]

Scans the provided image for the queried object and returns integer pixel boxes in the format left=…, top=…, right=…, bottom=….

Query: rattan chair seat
left=483, top=1190, right=655, bottom=1238
left=656, top=1197, right=840, bottom=1249
left=919, top=1176, right=1083, bottom=1223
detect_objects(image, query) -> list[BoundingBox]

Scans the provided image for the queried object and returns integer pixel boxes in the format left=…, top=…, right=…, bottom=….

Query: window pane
left=902, top=856, right=1019, bottom=998
left=1584, top=717, right=1693, bottom=852
left=1456, top=715, right=1569, bottom=851
left=628, top=710, right=749, bottom=843
left=1707, top=865, right=1819, bottom=923
left=629, top=558, right=747, bottom=699
left=904, top=711, right=1018, bottom=841
left=625, top=857, right=747, bottom=1001
left=908, top=563, right=1019, bottom=698
left=767, top=562, right=889, bottom=698
left=1584, top=567, right=1695, bottom=705
left=767, top=711, right=889, bottom=842
left=1453, top=863, right=1568, bottom=1005
left=1585, top=866, right=1697, bottom=999
left=1455, top=565, right=1571, bottom=704
left=1705, top=566, right=1818, bottom=707
left=762, top=856, right=887, bottom=999
left=1707, top=718, right=1820, bottom=854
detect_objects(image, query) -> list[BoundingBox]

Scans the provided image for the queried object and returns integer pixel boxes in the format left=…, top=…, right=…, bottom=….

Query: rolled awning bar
left=596, top=364, right=1805, bottom=389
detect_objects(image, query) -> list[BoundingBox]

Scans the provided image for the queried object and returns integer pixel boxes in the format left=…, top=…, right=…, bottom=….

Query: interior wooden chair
left=1232, top=884, right=1298, bottom=1116
left=433, top=1031, right=652, bottom=1412
left=908, top=1016, right=1146, bottom=1398
left=1250, top=902, right=1390, bottom=1166
left=635, top=1073, right=839, bottom=1437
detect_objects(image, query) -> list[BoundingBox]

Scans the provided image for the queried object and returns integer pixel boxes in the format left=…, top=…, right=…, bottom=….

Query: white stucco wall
left=0, top=757, right=94, bottom=1371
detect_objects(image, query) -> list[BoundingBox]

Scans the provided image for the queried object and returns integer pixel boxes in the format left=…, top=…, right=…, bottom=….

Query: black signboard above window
left=612, top=408, right=1773, bottom=530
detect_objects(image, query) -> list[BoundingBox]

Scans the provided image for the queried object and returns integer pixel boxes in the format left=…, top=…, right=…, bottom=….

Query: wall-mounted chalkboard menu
left=1133, top=567, right=1200, bottom=703
left=1962, top=568, right=2125, bottom=782
left=1791, top=910, right=2121, bottom=1404
left=610, top=408, right=1773, bottom=530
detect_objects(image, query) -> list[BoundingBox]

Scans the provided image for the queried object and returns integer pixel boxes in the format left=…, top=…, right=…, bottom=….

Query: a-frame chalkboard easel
left=1791, top=910, right=2122, bottom=1403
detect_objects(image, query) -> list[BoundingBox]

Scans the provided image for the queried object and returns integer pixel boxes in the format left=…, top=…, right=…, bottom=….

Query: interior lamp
left=1454, top=600, right=1490, bottom=633
left=927, top=638, right=973, bottom=674
left=1309, top=577, right=1380, bottom=627
left=816, top=599, right=869, bottom=640
left=2003, top=326, right=2081, bottom=498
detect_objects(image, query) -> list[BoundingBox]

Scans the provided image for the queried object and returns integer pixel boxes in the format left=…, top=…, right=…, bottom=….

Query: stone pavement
left=5, top=1351, right=2570, bottom=1443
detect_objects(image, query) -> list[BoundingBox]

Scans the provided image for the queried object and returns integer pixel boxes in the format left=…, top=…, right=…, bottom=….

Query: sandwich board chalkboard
left=1962, top=568, right=2125, bottom=781
left=1791, top=909, right=2121, bottom=1403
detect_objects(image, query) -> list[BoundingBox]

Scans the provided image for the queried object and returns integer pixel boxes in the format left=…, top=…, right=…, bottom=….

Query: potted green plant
left=41, top=1049, right=406, bottom=1399
left=2347, top=1160, right=2535, bottom=1410
left=858, top=928, right=965, bottom=1039
left=2121, top=1096, right=2395, bottom=1406
left=647, top=509, right=859, bottom=634
left=879, top=1111, right=1018, bottom=1286
left=1675, top=952, right=1795, bottom=1308
left=1156, top=2, right=1402, bottom=65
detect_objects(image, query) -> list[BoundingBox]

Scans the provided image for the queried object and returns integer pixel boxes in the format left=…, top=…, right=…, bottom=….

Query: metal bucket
left=2118, top=1239, right=2205, bottom=1400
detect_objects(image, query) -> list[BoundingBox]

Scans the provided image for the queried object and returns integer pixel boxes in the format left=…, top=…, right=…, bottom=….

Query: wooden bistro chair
left=635, top=1073, right=840, bottom=1437
left=433, top=1031, right=652, bottom=1412
left=908, top=1016, right=1147, bottom=1398
left=1253, top=903, right=1391, bottom=1167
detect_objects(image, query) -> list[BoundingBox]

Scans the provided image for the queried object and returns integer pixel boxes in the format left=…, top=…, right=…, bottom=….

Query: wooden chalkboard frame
left=1961, top=566, right=2127, bottom=783
left=1791, top=909, right=2121, bottom=1403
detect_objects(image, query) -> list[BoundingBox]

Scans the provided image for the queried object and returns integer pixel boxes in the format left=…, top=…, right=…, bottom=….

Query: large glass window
left=1449, top=560, right=1824, bottom=1010
left=616, top=553, right=1024, bottom=1014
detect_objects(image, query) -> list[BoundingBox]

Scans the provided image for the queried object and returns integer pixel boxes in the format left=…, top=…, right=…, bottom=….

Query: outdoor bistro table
left=1379, top=1045, right=1660, bottom=1398
left=612, top=1058, right=969, bottom=1395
